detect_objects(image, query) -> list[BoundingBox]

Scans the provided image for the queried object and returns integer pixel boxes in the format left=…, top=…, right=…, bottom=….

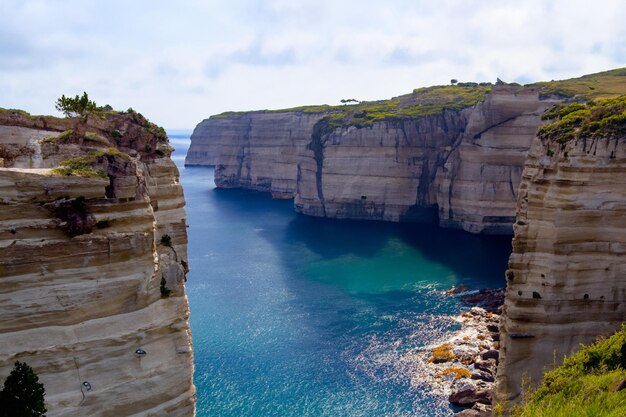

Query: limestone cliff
left=188, top=87, right=557, bottom=233
left=496, top=97, right=626, bottom=402
left=187, top=111, right=324, bottom=198
left=187, top=68, right=626, bottom=234
left=0, top=109, right=195, bottom=416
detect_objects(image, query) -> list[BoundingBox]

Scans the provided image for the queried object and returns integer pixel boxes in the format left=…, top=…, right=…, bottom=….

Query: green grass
left=538, top=95, right=626, bottom=142
left=40, top=129, right=75, bottom=144
left=530, top=67, right=626, bottom=100
left=210, top=68, right=626, bottom=133
left=511, top=325, right=626, bottom=417
left=0, top=107, right=33, bottom=117
left=51, top=147, right=130, bottom=178
left=212, top=84, right=492, bottom=132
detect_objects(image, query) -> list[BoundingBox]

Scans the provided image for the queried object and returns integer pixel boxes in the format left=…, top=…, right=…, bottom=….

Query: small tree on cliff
left=55, top=92, right=101, bottom=117
left=0, top=361, right=46, bottom=417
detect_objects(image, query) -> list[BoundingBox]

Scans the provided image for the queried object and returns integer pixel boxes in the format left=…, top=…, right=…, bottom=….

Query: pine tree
left=0, top=361, right=46, bottom=417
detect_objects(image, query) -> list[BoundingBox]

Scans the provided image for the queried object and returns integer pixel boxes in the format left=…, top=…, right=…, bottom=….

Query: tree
left=55, top=92, right=101, bottom=117
left=451, top=79, right=458, bottom=85
left=0, top=361, right=46, bottom=417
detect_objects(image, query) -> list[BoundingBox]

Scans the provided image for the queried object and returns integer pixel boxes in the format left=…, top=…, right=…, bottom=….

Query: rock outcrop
left=0, top=109, right=195, bottom=416
left=187, top=86, right=558, bottom=233
left=496, top=103, right=626, bottom=402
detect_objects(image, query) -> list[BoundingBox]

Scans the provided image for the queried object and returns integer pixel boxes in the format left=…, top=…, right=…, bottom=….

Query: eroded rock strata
left=187, top=86, right=558, bottom=233
left=0, top=110, right=195, bottom=416
left=496, top=131, right=626, bottom=402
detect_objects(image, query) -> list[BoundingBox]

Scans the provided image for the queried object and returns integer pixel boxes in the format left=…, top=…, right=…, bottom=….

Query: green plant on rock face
left=160, top=277, right=172, bottom=297
left=160, top=234, right=172, bottom=247
left=40, top=129, right=75, bottom=144
left=55, top=92, right=102, bottom=117
left=0, top=361, right=46, bottom=417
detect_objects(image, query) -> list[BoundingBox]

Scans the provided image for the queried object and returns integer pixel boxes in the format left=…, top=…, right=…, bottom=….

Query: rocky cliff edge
left=0, top=108, right=196, bottom=416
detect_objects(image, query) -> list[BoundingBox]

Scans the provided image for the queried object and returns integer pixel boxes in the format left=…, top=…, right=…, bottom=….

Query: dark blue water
left=169, top=134, right=510, bottom=417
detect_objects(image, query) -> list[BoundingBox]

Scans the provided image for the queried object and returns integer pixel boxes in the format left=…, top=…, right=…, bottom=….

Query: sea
left=168, top=132, right=510, bottom=417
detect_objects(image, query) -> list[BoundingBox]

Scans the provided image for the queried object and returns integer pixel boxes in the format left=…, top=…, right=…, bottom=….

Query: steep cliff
left=188, top=86, right=557, bottom=233
left=496, top=96, right=626, bottom=402
left=0, top=109, right=195, bottom=416
left=187, top=68, right=626, bottom=234
left=188, top=111, right=325, bottom=198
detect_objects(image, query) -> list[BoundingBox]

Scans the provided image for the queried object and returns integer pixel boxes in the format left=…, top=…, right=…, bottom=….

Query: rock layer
left=495, top=134, right=626, bottom=402
left=0, top=110, right=195, bottom=416
left=188, top=87, right=558, bottom=233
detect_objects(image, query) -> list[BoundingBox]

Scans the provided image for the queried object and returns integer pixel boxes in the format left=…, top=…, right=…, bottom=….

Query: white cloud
left=0, top=0, right=625, bottom=128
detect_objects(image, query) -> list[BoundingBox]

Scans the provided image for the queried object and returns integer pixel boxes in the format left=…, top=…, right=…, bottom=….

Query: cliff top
left=0, top=98, right=173, bottom=175
left=538, top=95, right=626, bottom=142
left=210, top=67, right=626, bottom=129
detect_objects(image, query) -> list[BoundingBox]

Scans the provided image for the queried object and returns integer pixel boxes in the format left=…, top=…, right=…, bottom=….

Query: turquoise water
left=170, top=134, right=510, bottom=417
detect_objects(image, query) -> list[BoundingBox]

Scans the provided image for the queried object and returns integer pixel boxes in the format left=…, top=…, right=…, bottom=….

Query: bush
left=160, top=234, right=172, bottom=247
left=55, top=92, right=102, bottom=117
left=0, top=361, right=46, bottom=417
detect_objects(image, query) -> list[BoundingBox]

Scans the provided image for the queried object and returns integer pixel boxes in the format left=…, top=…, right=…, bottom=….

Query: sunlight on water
left=170, top=133, right=510, bottom=417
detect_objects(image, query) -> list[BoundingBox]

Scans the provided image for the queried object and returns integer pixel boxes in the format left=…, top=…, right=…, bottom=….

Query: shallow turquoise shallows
left=169, top=134, right=510, bottom=417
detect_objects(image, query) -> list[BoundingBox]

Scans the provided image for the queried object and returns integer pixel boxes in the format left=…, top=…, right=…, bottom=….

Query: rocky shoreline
left=421, top=288, right=504, bottom=417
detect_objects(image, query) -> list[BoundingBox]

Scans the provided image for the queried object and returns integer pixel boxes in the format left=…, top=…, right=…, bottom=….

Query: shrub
left=160, top=234, right=172, bottom=247
left=55, top=92, right=102, bottom=117
left=0, top=361, right=46, bottom=417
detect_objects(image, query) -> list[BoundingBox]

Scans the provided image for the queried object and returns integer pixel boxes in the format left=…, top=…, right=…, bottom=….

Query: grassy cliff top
left=510, top=325, right=626, bottom=417
left=212, top=83, right=492, bottom=125
left=538, top=95, right=626, bottom=142
left=211, top=67, right=626, bottom=130
left=529, top=67, right=626, bottom=100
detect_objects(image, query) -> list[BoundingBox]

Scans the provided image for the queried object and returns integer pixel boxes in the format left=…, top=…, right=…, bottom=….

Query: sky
left=1, top=0, right=625, bottom=129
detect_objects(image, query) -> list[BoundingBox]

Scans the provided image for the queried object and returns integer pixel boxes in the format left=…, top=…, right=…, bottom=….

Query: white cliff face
left=436, top=88, right=559, bottom=234
left=496, top=134, right=626, bottom=402
left=187, top=112, right=325, bottom=198
left=294, top=110, right=466, bottom=222
left=0, top=111, right=195, bottom=416
left=188, top=87, right=558, bottom=234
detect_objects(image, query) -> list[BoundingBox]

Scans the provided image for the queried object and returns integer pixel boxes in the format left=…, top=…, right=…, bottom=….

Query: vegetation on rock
left=160, top=234, right=172, bottom=247
left=441, top=366, right=471, bottom=379
left=530, top=67, right=626, bottom=100
left=52, top=147, right=130, bottom=178
left=430, top=343, right=456, bottom=363
left=538, top=95, right=626, bottom=142
left=0, top=361, right=46, bottom=417
left=40, top=129, right=75, bottom=144
left=55, top=92, right=103, bottom=117
left=509, top=325, right=626, bottom=417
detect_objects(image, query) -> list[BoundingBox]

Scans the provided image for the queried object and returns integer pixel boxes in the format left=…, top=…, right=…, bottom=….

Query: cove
left=170, top=134, right=510, bottom=417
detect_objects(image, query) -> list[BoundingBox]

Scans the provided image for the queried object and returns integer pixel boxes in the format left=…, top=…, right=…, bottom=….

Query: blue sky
left=1, top=0, right=625, bottom=128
